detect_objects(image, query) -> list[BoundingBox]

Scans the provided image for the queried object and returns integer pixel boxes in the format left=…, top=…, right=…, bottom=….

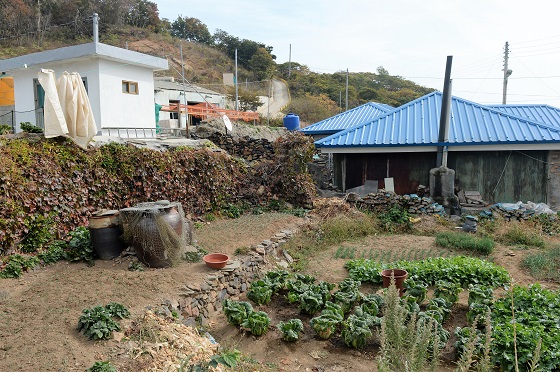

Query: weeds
left=499, top=224, right=545, bottom=248
left=522, top=245, right=560, bottom=280
left=378, top=205, right=412, bottom=233
left=435, top=231, right=495, bottom=255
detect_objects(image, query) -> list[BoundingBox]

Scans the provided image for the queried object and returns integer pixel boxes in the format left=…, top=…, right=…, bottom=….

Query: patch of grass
left=499, top=224, right=545, bottom=248
left=522, top=246, right=560, bottom=280
left=284, top=213, right=378, bottom=271
left=435, top=231, right=495, bottom=255
left=234, top=246, right=250, bottom=255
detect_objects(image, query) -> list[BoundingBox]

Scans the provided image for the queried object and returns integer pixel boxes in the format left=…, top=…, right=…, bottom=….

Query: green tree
left=171, top=15, right=212, bottom=44
left=226, top=87, right=263, bottom=111
left=286, top=93, right=339, bottom=124
left=249, top=47, right=276, bottom=80
left=125, top=0, right=160, bottom=31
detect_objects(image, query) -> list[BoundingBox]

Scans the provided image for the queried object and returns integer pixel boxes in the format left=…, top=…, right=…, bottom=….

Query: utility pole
left=180, top=43, right=188, bottom=137
left=235, top=48, right=239, bottom=111
left=288, top=44, right=292, bottom=77
left=345, top=68, right=349, bottom=111
left=502, top=41, right=512, bottom=104
left=339, top=91, right=342, bottom=113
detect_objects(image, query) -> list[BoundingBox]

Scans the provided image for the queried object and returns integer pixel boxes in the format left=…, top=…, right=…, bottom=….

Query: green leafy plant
left=277, top=318, right=304, bottom=342
left=492, top=284, right=560, bottom=371
left=19, top=122, right=44, bottom=133
left=241, top=310, right=270, bottom=336
left=19, top=214, right=55, bottom=253
left=0, top=254, right=40, bottom=278
left=105, top=302, right=131, bottom=319
left=247, top=280, right=273, bottom=306
left=345, top=256, right=510, bottom=288
left=404, top=279, right=428, bottom=304
left=222, top=203, right=243, bottom=219
left=77, top=305, right=122, bottom=340
left=435, top=231, right=495, bottom=255
left=86, top=361, right=117, bottom=372
left=468, top=284, right=494, bottom=307
left=378, top=205, right=412, bottom=233
left=310, top=301, right=345, bottom=339
left=222, top=299, right=253, bottom=326
left=128, top=261, right=144, bottom=271
left=426, top=297, right=452, bottom=322
left=299, top=290, right=324, bottom=315
left=264, top=270, right=290, bottom=292
left=65, top=226, right=95, bottom=265
left=434, top=280, right=462, bottom=304
left=0, top=124, right=13, bottom=135
left=38, top=240, right=66, bottom=264
left=341, top=314, right=373, bottom=349
left=183, top=247, right=209, bottom=263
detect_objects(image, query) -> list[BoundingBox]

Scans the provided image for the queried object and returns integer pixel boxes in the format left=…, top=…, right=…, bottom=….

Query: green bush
left=19, top=122, right=43, bottom=133
left=0, top=124, right=12, bottom=135
left=435, top=231, right=495, bottom=255
left=0, top=254, right=40, bottom=278
left=65, top=226, right=95, bottom=265
left=19, top=214, right=55, bottom=253
left=77, top=303, right=130, bottom=340
left=378, top=205, right=412, bottom=233
left=38, top=240, right=67, bottom=264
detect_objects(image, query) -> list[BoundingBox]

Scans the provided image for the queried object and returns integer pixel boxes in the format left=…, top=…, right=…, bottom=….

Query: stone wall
left=156, top=229, right=295, bottom=326
left=206, top=133, right=275, bottom=162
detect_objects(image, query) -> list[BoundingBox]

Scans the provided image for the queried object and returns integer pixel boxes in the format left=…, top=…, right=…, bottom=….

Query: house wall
left=10, top=59, right=101, bottom=132
left=98, top=59, right=155, bottom=131
left=334, top=150, right=549, bottom=205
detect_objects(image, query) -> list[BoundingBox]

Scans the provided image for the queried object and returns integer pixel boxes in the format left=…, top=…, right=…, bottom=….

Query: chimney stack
left=93, top=13, right=99, bottom=44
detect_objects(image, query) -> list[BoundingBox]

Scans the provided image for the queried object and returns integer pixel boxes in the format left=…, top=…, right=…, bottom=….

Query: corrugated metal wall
left=334, top=150, right=548, bottom=204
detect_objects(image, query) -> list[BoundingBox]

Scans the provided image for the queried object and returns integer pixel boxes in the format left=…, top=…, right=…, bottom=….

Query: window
left=122, top=80, right=138, bottom=94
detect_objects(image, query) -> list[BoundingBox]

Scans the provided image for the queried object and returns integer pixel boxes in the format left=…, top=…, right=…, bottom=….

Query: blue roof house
left=300, top=102, right=394, bottom=140
left=315, top=91, right=560, bottom=208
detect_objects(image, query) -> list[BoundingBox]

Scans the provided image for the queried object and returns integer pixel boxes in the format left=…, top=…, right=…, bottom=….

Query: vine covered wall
left=0, top=132, right=315, bottom=254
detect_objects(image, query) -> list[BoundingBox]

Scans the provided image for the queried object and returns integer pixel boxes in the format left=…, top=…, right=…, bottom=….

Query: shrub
left=435, top=231, right=495, bottom=255
left=77, top=303, right=130, bottom=340
left=378, top=205, right=412, bottom=233
left=19, top=122, right=44, bottom=133
left=65, top=226, right=95, bottom=265
left=0, top=124, right=12, bottom=135
left=38, top=240, right=67, bottom=264
left=19, top=214, right=55, bottom=253
left=499, top=224, right=545, bottom=248
left=0, top=254, right=40, bottom=278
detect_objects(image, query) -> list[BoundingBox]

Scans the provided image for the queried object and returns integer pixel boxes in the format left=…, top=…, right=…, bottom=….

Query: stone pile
left=353, top=192, right=445, bottom=216
left=161, top=229, right=296, bottom=327
left=207, top=133, right=274, bottom=162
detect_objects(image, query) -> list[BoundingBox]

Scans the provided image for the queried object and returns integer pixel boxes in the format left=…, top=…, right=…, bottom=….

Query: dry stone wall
left=206, top=133, right=275, bottom=162
left=156, top=229, right=295, bottom=326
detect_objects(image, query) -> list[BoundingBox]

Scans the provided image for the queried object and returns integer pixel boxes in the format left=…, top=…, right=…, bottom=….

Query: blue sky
left=156, top=0, right=560, bottom=107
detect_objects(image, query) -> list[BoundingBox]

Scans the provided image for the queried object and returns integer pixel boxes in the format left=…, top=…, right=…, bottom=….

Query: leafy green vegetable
left=241, top=311, right=270, bottom=336
left=404, top=279, right=428, bottom=304
left=345, top=256, right=510, bottom=288
left=426, top=297, right=451, bottom=322
left=341, top=314, right=372, bottom=349
left=222, top=299, right=253, bottom=326
left=276, top=318, right=304, bottom=342
left=86, top=361, right=117, bottom=372
left=434, top=280, right=462, bottom=304
left=38, top=240, right=66, bottom=264
left=466, top=303, right=491, bottom=327
left=265, top=270, right=290, bottom=292
left=468, top=284, right=494, bottom=307
left=77, top=305, right=121, bottom=340
left=0, top=254, right=40, bottom=278
left=247, top=280, right=273, bottom=305
left=491, top=284, right=560, bottom=371
left=105, top=302, right=130, bottom=319
left=310, top=315, right=339, bottom=340
left=299, top=290, right=324, bottom=315
left=65, top=226, right=95, bottom=266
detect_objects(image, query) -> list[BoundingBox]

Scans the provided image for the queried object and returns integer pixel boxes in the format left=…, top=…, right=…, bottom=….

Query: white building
left=0, top=42, right=168, bottom=136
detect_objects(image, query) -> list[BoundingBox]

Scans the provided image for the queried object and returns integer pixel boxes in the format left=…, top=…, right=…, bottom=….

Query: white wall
left=98, top=59, right=156, bottom=130
left=11, top=59, right=101, bottom=132
left=154, top=89, right=225, bottom=121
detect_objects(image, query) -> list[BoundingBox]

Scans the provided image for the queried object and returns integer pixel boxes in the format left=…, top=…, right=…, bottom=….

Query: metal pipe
left=93, top=13, right=99, bottom=44
left=436, top=56, right=453, bottom=167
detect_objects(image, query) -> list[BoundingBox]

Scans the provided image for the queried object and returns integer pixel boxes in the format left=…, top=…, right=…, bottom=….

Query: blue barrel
left=283, top=113, right=300, bottom=131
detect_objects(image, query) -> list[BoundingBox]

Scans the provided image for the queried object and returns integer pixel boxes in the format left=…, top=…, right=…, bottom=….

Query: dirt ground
left=0, top=212, right=557, bottom=371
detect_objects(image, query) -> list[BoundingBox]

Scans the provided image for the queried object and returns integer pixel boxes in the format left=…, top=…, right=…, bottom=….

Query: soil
left=0, top=212, right=558, bottom=371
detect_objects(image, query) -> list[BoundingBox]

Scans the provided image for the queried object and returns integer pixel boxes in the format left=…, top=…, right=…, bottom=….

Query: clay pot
left=89, top=210, right=125, bottom=260
left=381, top=269, right=408, bottom=297
left=203, top=253, right=229, bottom=269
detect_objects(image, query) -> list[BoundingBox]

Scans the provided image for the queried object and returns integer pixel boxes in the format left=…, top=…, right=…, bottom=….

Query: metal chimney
left=436, top=56, right=453, bottom=168
left=93, top=13, right=99, bottom=44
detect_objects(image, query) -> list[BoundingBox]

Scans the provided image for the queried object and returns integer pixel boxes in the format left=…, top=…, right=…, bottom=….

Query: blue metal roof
left=487, top=104, right=560, bottom=129
left=300, top=102, right=394, bottom=135
left=315, top=91, right=560, bottom=148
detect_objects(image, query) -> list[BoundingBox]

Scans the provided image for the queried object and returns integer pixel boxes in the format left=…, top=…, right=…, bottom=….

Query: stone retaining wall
left=207, top=133, right=275, bottom=162
left=155, top=229, right=295, bottom=326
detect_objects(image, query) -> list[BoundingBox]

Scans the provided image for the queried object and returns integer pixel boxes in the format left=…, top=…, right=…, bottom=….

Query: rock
left=113, top=331, right=125, bottom=342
